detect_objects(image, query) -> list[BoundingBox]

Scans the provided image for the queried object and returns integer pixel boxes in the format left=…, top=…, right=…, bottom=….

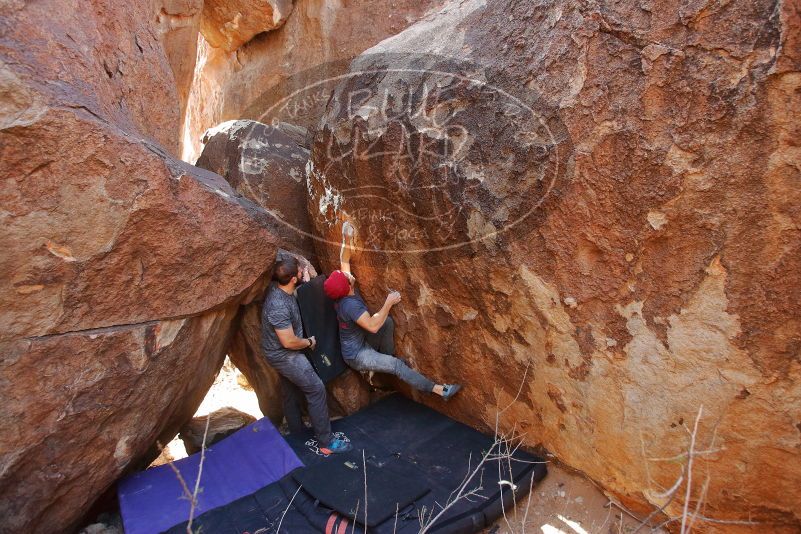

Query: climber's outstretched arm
left=340, top=221, right=356, bottom=274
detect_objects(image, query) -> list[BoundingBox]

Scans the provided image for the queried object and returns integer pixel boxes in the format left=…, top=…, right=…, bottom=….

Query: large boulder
left=195, top=120, right=316, bottom=258
left=0, top=1, right=279, bottom=531
left=307, top=0, right=801, bottom=530
left=227, top=294, right=285, bottom=424
left=201, top=0, right=293, bottom=52
left=181, top=0, right=445, bottom=161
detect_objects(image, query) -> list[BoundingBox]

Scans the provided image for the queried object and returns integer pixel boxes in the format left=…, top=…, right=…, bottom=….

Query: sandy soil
left=485, top=463, right=666, bottom=534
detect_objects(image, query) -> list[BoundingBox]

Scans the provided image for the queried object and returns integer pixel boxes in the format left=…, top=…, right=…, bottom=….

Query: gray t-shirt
left=335, top=295, right=369, bottom=360
left=261, top=283, right=305, bottom=361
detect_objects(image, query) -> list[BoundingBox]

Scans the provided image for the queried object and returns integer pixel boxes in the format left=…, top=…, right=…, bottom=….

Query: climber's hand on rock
left=386, top=291, right=401, bottom=307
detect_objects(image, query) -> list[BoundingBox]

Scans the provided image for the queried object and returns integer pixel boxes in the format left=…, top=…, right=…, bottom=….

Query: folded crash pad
left=170, top=394, right=547, bottom=534
left=296, top=274, right=348, bottom=383
left=118, top=417, right=302, bottom=534
left=292, top=449, right=430, bottom=526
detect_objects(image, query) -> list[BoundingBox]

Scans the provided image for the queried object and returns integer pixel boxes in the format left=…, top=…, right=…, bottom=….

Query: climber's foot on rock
left=434, top=383, right=462, bottom=400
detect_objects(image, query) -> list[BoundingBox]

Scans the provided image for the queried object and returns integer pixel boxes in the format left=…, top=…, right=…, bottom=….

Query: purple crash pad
left=118, top=417, right=302, bottom=534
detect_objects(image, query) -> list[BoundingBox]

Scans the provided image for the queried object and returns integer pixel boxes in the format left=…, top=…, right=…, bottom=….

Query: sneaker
left=441, top=384, right=462, bottom=401
left=320, top=437, right=352, bottom=455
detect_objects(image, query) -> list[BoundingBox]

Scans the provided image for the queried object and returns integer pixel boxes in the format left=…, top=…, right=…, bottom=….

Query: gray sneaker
left=441, top=384, right=462, bottom=401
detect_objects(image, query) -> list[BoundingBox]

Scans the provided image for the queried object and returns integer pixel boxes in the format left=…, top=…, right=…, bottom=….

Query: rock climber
left=261, top=254, right=352, bottom=454
left=323, top=222, right=462, bottom=400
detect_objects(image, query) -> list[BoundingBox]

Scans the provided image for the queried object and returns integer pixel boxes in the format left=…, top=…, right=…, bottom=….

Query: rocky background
left=306, top=0, right=801, bottom=531
left=0, top=1, right=284, bottom=531
left=180, top=0, right=443, bottom=161
left=1, top=0, right=799, bottom=533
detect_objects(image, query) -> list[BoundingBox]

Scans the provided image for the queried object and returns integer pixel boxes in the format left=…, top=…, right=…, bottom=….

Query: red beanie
left=323, top=270, right=350, bottom=300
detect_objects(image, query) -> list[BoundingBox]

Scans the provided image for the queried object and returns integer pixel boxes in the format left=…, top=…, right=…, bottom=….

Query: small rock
left=236, top=371, right=253, bottom=391
left=180, top=407, right=256, bottom=455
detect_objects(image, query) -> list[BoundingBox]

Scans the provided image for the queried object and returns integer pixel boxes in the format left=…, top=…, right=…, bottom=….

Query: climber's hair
left=273, top=256, right=299, bottom=285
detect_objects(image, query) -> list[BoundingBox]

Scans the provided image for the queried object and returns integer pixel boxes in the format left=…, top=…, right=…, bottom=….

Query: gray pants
left=348, top=317, right=436, bottom=393
left=267, top=352, right=333, bottom=447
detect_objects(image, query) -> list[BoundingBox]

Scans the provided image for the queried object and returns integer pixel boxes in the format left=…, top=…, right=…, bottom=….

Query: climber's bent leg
left=347, top=345, right=435, bottom=393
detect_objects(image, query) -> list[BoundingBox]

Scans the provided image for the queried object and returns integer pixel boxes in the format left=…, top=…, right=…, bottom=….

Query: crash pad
left=296, top=274, right=348, bottom=383
left=168, top=394, right=547, bottom=533
left=292, top=449, right=430, bottom=526
left=117, top=417, right=302, bottom=534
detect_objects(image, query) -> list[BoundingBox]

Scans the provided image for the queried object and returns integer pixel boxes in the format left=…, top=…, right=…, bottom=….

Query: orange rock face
left=157, top=0, right=204, bottom=128
left=201, top=0, right=293, bottom=52
left=0, top=1, right=279, bottom=531
left=227, top=300, right=285, bottom=424
left=182, top=0, right=444, bottom=161
left=307, top=0, right=801, bottom=530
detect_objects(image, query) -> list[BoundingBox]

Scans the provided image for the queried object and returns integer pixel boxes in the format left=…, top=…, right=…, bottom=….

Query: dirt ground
left=484, top=462, right=665, bottom=534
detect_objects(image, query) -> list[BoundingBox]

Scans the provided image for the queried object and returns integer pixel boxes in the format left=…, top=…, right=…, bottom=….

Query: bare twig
left=631, top=484, right=680, bottom=533
left=419, top=445, right=491, bottom=534
left=276, top=485, right=302, bottom=533
left=680, top=406, right=703, bottom=534
left=423, top=366, right=540, bottom=534
left=521, top=465, right=535, bottom=532
left=157, top=413, right=211, bottom=534
left=686, top=476, right=710, bottom=533
left=692, top=515, right=759, bottom=526
left=186, top=414, right=211, bottom=533
left=630, top=405, right=762, bottom=533
left=494, top=363, right=530, bottom=436
left=350, top=500, right=360, bottom=534
left=363, top=449, right=368, bottom=533
left=647, top=448, right=723, bottom=463
left=605, top=498, right=643, bottom=523
left=157, top=441, right=194, bottom=506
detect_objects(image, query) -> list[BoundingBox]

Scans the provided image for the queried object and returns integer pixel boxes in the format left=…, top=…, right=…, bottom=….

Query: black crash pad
left=296, top=274, right=347, bottom=383
left=167, top=394, right=548, bottom=534
left=292, top=449, right=430, bottom=527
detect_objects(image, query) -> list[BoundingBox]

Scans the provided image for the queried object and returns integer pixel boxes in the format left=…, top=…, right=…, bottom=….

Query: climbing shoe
left=320, top=437, right=352, bottom=455
left=441, top=384, right=462, bottom=401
